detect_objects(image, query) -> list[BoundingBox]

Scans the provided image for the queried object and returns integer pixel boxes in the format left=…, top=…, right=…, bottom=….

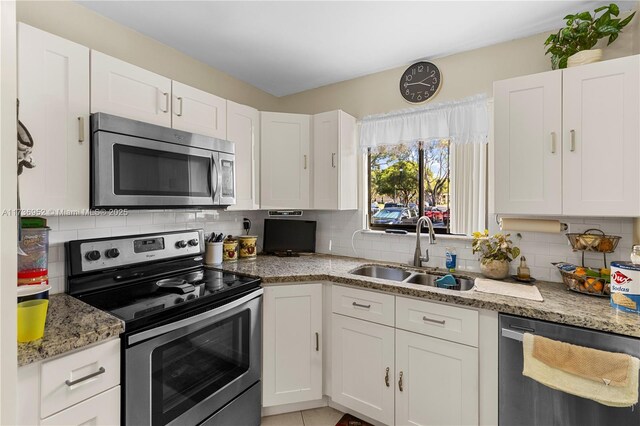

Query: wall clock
left=399, top=61, right=441, bottom=103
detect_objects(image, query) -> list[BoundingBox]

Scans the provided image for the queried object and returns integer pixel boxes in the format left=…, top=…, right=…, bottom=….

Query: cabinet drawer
left=396, top=297, right=478, bottom=346
left=41, top=339, right=120, bottom=418
left=332, top=285, right=394, bottom=326
left=40, top=386, right=120, bottom=426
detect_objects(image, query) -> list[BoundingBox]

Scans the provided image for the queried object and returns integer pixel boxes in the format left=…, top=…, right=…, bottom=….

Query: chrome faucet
left=413, top=216, right=436, bottom=267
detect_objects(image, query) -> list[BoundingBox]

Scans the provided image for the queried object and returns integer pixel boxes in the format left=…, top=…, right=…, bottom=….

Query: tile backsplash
left=45, top=210, right=266, bottom=294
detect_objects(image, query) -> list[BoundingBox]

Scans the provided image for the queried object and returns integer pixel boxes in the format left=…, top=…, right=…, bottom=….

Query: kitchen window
left=368, top=140, right=451, bottom=233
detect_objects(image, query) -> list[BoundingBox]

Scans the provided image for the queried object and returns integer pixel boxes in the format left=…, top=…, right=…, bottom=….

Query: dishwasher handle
left=501, top=327, right=529, bottom=342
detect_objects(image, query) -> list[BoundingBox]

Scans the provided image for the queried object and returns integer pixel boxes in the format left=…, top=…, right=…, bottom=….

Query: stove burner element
left=156, top=278, right=195, bottom=294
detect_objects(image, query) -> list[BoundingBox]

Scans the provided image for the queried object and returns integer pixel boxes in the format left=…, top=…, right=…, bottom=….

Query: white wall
left=45, top=210, right=267, bottom=294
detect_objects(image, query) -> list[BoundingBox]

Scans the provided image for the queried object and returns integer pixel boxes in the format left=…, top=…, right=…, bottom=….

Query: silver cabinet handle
left=569, top=129, right=576, bottom=152
left=159, top=92, right=169, bottom=113
left=331, top=153, right=336, bottom=168
left=175, top=97, right=183, bottom=117
left=315, top=332, right=319, bottom=351
left=423, top=316, right=445, bottom=325
left=304, top=154, right=307, bottom=170
left=65, top=367, right=105, bottom=387
left=550, top=131, right=556, bottom=154
left=78, top=117, right=85, bottom=143
left=352, top=301, right=371, bottom=309
left=385, top=367, right=390, bottom=387
left=398, top=371, right=404, bottom=392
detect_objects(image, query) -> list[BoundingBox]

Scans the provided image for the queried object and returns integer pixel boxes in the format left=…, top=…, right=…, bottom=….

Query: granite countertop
left=217, top=254, right=640, bottom=338
left=18, top=294, right=124, bottom=367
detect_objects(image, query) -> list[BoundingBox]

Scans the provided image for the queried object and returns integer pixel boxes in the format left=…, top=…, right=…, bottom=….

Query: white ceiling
left=77, top=1, right=631, bottom=96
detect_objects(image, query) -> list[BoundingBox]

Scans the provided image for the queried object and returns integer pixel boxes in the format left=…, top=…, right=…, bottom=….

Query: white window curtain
left=359, top=94, right=488, bottom=151
left=360, top=94, right=488, bottom=235
left=449, top=143, right=487, bottom=235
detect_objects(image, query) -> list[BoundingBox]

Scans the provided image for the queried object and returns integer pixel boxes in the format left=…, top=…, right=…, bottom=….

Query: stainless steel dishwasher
left=499, top=314, right=640, bottom=426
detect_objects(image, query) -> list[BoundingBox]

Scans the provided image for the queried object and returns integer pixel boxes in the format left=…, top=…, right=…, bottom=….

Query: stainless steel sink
left=406, top=273, right=475, bottom=291
left=350, top=265, right=412, bottom=282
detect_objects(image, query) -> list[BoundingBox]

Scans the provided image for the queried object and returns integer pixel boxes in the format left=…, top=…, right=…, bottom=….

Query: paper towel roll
left=500, top=218, right=566, bottom=233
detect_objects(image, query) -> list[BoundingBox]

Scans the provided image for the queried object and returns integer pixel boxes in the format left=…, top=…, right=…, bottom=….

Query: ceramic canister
left=610, top=261, right=640, bottom=314
left=239, top=236, right=258, bottom=259
left=223, top=239, right=238, bottom=262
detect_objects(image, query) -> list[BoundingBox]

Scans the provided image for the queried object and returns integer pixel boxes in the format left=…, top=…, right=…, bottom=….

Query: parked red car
left=424, top=207, right=444, bottom=223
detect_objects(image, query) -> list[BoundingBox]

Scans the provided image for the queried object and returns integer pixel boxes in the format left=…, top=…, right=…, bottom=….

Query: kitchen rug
left=474, top=277, right=544, bottom=301
left=335, top=413, right=373, bottom=426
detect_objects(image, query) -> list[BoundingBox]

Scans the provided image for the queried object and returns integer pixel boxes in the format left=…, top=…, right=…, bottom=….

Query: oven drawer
left=41, top=339, right=120, bottom=418
left=396, top=297, right=478, bottom=347
left=40, top=386, right=120, bottom=426
left=332, top=285, right=394, bottom=326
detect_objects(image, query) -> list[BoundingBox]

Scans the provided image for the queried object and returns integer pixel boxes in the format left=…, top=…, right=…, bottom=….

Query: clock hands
left=403, top=78, right=431, bottom=88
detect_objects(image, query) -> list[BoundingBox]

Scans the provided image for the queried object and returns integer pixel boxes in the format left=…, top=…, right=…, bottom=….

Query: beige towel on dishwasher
left=474, top=278, right=543, bottom=301
left=522, top=333, right=640, bottom=407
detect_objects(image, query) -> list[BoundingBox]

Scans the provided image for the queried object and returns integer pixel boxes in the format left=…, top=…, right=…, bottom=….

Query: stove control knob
left=175, top=240, right=187, bottom=249
left=85, top=250, right=101, bottom=261
left=186, top=294, right=196, bottom=301
left=175, top=297, right=185, bottom=304
left=105, top=248, right=120, bottom=259
left=187, top=239, right=199, bottom=247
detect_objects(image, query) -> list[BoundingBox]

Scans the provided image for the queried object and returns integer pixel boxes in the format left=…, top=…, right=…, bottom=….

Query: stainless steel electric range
left=66, top=229, right=262, bottom=426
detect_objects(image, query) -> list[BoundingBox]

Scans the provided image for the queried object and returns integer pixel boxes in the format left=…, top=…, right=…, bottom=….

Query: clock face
left=399, top=61, right=441, bottom=103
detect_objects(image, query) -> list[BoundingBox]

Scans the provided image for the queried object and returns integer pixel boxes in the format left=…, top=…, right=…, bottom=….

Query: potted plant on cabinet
left=472, top=230, right=520, bottom=280
left=544, top=3, right=636, bottom=69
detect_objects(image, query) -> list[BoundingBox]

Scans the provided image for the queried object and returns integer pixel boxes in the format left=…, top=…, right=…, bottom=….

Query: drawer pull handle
left=385, top=367, right=390, bottom=387
left=315, top=332, right=319, bottom=351
left=352, top=302, right=371, bottom=309
left=78, top=117, right=85, bottom=143
left=65, top=367, right=106, bottom=387
left=423, top=316, right=446, bottom=325
left=398, top=371, right=404, bottom=392
left=550, top=131, right=556, bottom=154
left=569, top=129, right=576, bottom=152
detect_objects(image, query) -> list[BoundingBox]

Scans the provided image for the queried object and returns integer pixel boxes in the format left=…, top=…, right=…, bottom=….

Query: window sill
left=360, top=229, right=473, bottom=241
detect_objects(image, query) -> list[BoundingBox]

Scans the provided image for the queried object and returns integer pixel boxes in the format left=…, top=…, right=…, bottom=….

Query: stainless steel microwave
left=91, top=113, right=235, bottom=209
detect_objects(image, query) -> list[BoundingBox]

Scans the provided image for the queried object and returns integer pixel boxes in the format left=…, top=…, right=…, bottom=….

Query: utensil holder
left=205, top=242, right=223, bottom=265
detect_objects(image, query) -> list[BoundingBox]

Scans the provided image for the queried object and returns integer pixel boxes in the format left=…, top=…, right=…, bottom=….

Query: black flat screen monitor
left=263, top=219, right=316, bottom=254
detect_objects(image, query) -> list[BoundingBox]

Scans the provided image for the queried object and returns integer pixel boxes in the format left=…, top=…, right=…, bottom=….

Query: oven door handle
left=128, top=288, right=263, bottom=345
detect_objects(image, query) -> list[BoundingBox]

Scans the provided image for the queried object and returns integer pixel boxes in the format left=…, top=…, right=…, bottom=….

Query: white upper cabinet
left=171, top=81, right=227, bottom=138
left=261, top=112, right=311, bottom=209
left=562, top=55, right=640, bottom=216
left=494, top=55, right=640, bottom=217
left=263, top=284, right=323, bottom=407
left=313, top=110, right=358, bottom=210
left=18, top=23, right=90, bottom=211
left=91, top=50, right=172, bottom=127
left=226, top=101, right=260, bottom=210
left=494, top=70, right=562, bottom=215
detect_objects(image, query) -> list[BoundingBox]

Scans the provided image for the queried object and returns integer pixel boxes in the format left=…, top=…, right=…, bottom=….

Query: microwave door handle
left=217, top=159, right=223, bottom=200
left=211, top=155, right=219, bottom=202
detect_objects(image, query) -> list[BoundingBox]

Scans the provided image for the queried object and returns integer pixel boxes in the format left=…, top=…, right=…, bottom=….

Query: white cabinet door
left=261, top=112, right=311, bottom=209
left=18, top=23, right=90, bottom=211
left=40, top=386, right=120, bottom=426
left=91, top=50, right=171, bottom=127
left=396, top=329, right=478, bottom=426
left=263, top=284, right=323, bottom=406
left=332, top=314, right=395, bottom=425
left=226, top=101, right=259, bottom=210
left=313, top=110, right=358, bottom=210
left=493, top=70, right=562, bottom=215
left=172, top=81, right=226, bottom=138
left=562, top=55, right=640, bottom=216
left=313, top=110, right=339, bottom=209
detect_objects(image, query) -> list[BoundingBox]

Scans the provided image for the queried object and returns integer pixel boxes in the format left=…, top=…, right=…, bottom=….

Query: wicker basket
left=559, top=270, right=610, bottom=297
left=566, top=229, right=621, bottom=253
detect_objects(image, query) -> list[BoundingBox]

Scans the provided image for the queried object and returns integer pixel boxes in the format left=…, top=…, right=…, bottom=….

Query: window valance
left=359, top=94, right=489, bottom=151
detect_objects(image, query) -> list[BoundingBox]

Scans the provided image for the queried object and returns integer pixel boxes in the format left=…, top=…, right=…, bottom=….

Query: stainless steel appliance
left=499, top=314, right=640, bottom=425
left=66, top=230, right=261, bottom=426
left=91, top=113, right=236, bottom=209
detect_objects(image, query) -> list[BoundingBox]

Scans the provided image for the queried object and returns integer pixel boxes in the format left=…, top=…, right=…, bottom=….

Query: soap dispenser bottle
left=517, top=256, right=530, bottom=280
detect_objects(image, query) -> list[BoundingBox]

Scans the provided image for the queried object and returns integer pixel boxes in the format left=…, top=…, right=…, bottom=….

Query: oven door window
left=113, top=144, right=212, bottom=197
left=151, top=310, right=250, bottom=425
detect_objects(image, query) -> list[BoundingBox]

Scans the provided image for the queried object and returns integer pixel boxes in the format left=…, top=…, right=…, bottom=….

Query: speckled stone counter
left=18, top=294, right=124, bottom=367
left=215, top=254, right=640, bottom=338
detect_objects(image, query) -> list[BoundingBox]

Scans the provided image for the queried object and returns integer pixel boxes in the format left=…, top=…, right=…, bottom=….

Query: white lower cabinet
left=395, top=329, right=478, bottom=426
left=262, top=284, right=323, bottom=406
left=331, top=314, right=395, bottom=425
left=39, top=387, right=120, bottom=426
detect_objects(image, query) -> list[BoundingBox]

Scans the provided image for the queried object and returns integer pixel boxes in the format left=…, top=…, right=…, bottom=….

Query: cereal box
left=610, top=261, right=640, bottom=314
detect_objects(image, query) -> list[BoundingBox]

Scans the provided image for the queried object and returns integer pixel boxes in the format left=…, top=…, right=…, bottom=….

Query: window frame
left=367, top=142, right=451, bottom=234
